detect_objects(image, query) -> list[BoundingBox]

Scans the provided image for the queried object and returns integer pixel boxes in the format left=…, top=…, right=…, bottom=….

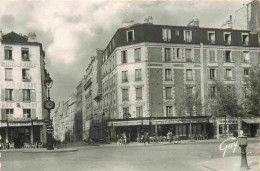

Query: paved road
left=1, top=140, right=259, bottom=171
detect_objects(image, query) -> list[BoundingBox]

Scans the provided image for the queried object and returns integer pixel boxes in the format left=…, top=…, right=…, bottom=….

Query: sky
left=0, top=0, right=251, bottom=103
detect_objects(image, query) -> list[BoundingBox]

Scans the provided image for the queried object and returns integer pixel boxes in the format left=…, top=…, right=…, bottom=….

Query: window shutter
left=162, top=29, right=166, bottom=41
left=231, top=52, right=235, bottom=62
left=224, top=69, right=227, bottom=80
left=232, top=68, right=236, bottom=80
left=19, top=89, right=23, bottom=101
left=31, top=109, right=36, bottom=119
left=223, top=51, right=226, bottom=62
left=172, top=48, right=176, bottom=60
left=207, top=69, right=210, bottom=80
left=168, top=30, right=171, bottom=41
left=12, top=90, right=15, bottom=101
left=241, top=52, right=244, bottom=63
left=4, top=50, right=7, bottom=58
left=1, top=109, right=6, bottom=120
left=1, top=89, right=5, bottom=101
left=31, top=89, right=36, bottom=102
left=216, top=68, right=219, bottom=80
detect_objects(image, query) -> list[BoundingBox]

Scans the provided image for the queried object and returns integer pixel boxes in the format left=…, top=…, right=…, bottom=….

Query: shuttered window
left=136, top=106, right=143, bottom=118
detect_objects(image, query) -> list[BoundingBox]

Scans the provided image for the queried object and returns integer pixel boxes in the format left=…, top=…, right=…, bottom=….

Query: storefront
left=241, top=118, right=260, bottom=137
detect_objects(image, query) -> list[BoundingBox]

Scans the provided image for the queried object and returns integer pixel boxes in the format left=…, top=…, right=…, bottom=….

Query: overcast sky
left=0, top=0, right=250, bottom=103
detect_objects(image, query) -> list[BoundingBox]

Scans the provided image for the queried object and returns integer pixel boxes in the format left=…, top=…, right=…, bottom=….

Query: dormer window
left=184, top=30, right=192, bottom=42
left=224, top=32, right=231, bottom=44
left=208, top=31, right=215, bottom=44
left=127, top=30, right=134, bottom=42
left=242, top=33, right=249, bottom=45
left=162, top=28, right=171, bottom=41
left=175, top=30, right=179, bottom=36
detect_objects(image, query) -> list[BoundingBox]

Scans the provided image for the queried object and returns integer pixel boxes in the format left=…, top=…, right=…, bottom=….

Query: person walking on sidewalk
left=144, top=132, right=148, bottom=145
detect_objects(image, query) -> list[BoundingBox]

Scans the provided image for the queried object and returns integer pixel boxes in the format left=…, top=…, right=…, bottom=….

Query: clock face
left=44, top=100, right=55, bottom=110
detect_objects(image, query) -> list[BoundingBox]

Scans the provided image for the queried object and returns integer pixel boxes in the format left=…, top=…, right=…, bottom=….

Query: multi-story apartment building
left=74, top=81, right=83, bottom=141
left=0, top=31, right=48, bottom=147
left=82, top=49, right=103, bottom=141
left=101, top=23, right=260, bottom=140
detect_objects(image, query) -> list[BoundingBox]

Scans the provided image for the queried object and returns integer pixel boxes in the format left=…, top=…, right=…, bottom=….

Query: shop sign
left=219, top=119, right=237, bottom=124
left=9, top=122, right=32, bottom=127
left=0, top=61, right=36, bottom=68
left=0, top=102, right=14, bottom=108
left=5, top=82, right=37, bottom=89
left=0, top=122, right=7, bottom=127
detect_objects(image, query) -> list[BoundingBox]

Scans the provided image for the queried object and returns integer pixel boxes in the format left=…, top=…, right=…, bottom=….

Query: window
left=123, top=107, right=129, bottom=118
left=162, top=29, right=171, bottom=41
left=136, top=106, right=143, bottom=118
left=122, top=71, right=128, bottom=83
left=166, top=106, right=172, bottom=116
left=242, top=33, right=249, bottom=45
left=122, top=89, right=129, bottom=101
left=209, top=50, right=215, bottom=62
left=184, top=30, right=192, bottom=42
left=22, top=69, right=31, bottom=81
left=175, top=30, right=179, bottom=36
left=5, top=89, right=13, bottom=101
left=186, top=69, right=193, bottom=81
left=136, top=87, right=142, bottom=100
left=4, top=47, right=12, bottom=60
left=208, top=32, right=215, bottom=43
left=209, top=86, right=216, bottom=98
left=209, top=69, right=215, bottom=80
left=224, top=32, right=231, bottom=44
left=127, top=30, right=134, bottom=42
left=185, top=49, right=192, bottom=62
left=135, top=48, right=141, bottom=62
left=243, top=51, right=250, bottom=63
left=176, top=48, right=180, bottom=59
left=225, top=51, right=231, bottom=62
left=244, top=68, right=249, bottom=78
left=165, top=48, right=171, bottom=61
left=5, top=68, right=12, bottom=81
left=165, top=87, right=172, bottom=99
left=6, top=109, right=14, bottom=115
left=23, top=89, right=31, bottom=101
left=135, top=69, right=142, bottom=81
left=165, top=69, right=172, bottom=81
left=225, top=69, right=232, bottom=80
left=22, top=48, right=29, bottom=61
left=243, top=86, right=249, bottom=98
left=23, top=109, right=31, bottom=118
left=121, top=50, right=127, bottom=64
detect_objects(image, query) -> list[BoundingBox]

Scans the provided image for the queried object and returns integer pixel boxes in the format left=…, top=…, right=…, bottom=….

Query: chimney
left=28, top=32, right=37, bottom=42
left=187, top=19, right=200, bottom=27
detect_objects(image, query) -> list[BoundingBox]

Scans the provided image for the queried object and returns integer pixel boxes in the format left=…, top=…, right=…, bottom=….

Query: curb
left=21, top=148, right=79, bottom=153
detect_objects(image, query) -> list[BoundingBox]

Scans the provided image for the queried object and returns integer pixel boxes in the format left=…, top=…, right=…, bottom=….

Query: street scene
left=0, top=0, right=260, bottom=170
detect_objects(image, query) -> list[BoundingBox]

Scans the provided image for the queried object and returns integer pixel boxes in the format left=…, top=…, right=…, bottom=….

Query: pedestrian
left=143, top=132, right=148, bottom=145
left=169, top=131, right=173, bottom=143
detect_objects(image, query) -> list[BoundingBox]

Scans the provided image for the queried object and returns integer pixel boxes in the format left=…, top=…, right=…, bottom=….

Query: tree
left=243, top=68, right=260, bottom=117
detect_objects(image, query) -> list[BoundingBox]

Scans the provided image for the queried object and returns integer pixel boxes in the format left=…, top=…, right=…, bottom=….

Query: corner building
left=0, top=32, right=48, bottom=147
left=101, top=23, right=260, bottom=140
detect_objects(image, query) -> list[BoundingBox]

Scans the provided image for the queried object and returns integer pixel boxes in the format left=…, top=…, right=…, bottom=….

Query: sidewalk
left=202, top=155, right=259, bottom=171
left=0, top=147, right=78, bottom=153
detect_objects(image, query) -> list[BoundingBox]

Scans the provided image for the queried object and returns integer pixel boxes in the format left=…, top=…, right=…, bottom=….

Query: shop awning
left=242, top=118, right=260, bottom=124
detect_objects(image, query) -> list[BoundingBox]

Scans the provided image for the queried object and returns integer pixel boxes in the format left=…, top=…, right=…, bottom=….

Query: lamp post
left=238, top=135, right=249, bottom=169
left=43, top=73, right=55, bottom=150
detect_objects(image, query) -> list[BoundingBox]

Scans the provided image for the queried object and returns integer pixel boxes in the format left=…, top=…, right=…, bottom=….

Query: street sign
left=46, top=126, right=54, bottom=134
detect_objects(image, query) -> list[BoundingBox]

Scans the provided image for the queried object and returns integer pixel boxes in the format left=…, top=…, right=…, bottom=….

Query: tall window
left=165, top=87, right=172, bottom=99
left=123, top=107, right=129, bottom=118
left=122, top=89, right=129, bottom=101
left=6, top=109, right=14, bottom=115
left=225, top=69, right=232, bottom=80
left=136, top=87, right=142, bottom=100
left=244, top=68, right=249, bottom=78
left=225, top=51, right=231, bottom=62
left=186, top=69, right=193, bottom=81
left=209, top=50, right=215, bottom=62
left=135, top=48, right=141, bottom=62
left=209, top=86, right=216, bottom=98
left=127, top=30, right=134, bottom=42
left=224, top=32, right=231, bottom=44
left=5, top=68, right=13, bottom=81
left=135, top=69, right=142, bottom=81
left=23, top=109, right=31, bottom=118
left=136, top=106, right=143, bottom=118
left=185, top=49, right=192, bottom=62
left=165, top=48, right=171, bottom=61
left=4, top=47, right=12, bottom=60
left=5, top=89, right=13, bottom=101
left=209, top=69, right=215, bottom=80
left=208, top=32, right=216, bottom=43
left=242, top=33, right=249, bottom=45
left=22, top=48, right=29, bottom=61
left=165, top=69, right=172, bottom=81
left=121, top=50, right=127, bottom=64
left=22, top=69, right=30, bottom=81
left=166, top=106, right=172, bottom=116
left=243, top=51, right=250, bottom=63
left=184, top=30, right=192, bottom=42
left=176, top=48, right=180, bottom=59
left=162, top=29, right=171, bottom=41
left=122, top=71, right=128, bottom=82
left=23, top=89, right=31, bottom=101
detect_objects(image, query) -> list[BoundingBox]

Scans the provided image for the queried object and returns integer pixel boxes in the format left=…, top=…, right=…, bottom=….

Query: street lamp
left=43, top=72, right=55, bottom=150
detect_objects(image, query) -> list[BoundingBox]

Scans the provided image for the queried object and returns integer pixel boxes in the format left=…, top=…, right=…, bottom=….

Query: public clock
left=44, top=100, right=55, bottom=110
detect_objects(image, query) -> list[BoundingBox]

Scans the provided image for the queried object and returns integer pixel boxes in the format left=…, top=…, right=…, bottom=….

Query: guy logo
left=219, top=137, right=238, bottom=157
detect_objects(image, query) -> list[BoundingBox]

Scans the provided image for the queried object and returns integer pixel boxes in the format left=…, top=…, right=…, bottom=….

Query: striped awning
left=242, top=118, right=260, bottom=124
